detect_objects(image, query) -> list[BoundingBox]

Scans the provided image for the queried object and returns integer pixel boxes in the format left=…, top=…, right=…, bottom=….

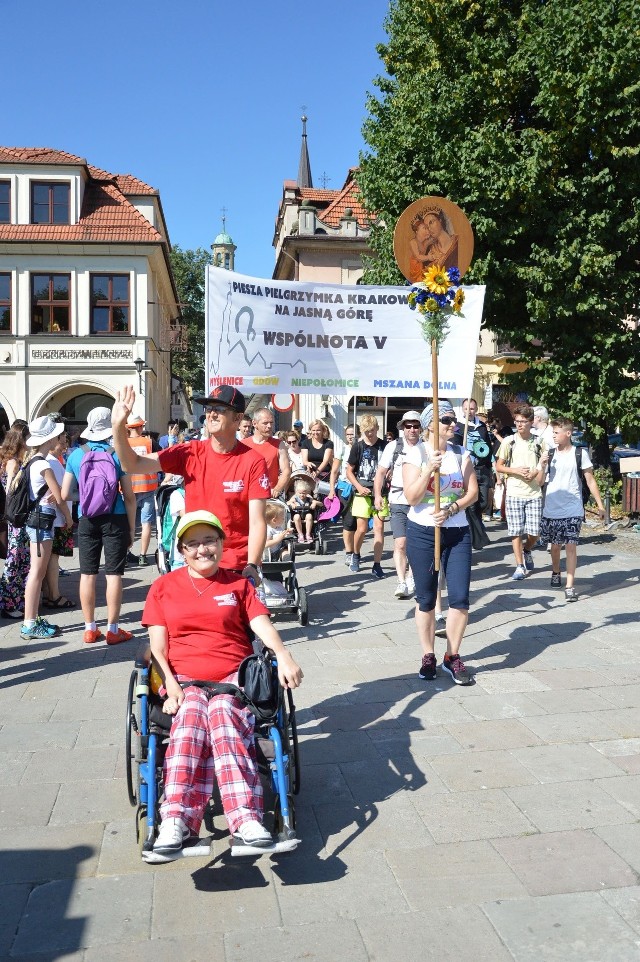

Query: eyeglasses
left=403, top=422, right=421, bottom=429
left=287, top=439, right=298, bottom=444
left=205, top=405, right=231, bottom=415
left=514, top=419, right=532, bottom=425
left=439, top=416, right=456, bottom=425
left=181, top=536, right=222, bottom=553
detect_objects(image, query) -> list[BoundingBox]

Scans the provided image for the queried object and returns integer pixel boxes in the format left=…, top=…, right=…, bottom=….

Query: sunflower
left=425, top=297, right=439, bottom=312
left=423, top=264, right=451, bottom=295
left=453, top=288, right=465, bottom=312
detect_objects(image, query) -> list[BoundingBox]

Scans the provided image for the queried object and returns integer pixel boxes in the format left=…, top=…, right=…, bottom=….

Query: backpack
left=4, top=456, right=48, bottom=527
left=381, top=438, right=404, bottom=497
left=78, top=445, right=119, bottom=517
left=546, top=446, right=590, bottom=505
left=161, top=488, right=184, bottom=553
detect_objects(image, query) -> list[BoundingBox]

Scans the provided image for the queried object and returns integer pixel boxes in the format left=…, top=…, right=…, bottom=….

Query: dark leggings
left=406, top=521, right=472, bottom=612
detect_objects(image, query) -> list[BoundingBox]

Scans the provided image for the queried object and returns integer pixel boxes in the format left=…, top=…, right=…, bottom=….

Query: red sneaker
left=106, top=628, right=133, bottom=646
left=83, top=628, right=103, bottom=645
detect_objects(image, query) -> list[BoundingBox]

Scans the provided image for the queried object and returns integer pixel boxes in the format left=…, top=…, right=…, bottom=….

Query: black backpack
left=4, top=456, right=48, bottom=527
left=546, top=446, right=590, bottom=505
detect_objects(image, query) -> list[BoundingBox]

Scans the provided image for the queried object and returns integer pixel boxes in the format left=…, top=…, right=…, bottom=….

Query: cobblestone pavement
left=1, top=521, right=639, bottom=962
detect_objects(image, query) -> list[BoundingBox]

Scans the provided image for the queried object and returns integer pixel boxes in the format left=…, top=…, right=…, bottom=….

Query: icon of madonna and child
left=408, top=205, right=458, bottom=281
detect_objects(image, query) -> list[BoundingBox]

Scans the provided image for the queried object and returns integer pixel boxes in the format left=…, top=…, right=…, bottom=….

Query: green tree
left=169, top=245, right=211, bottom=396
left=358, top=0, right=640, bottom=454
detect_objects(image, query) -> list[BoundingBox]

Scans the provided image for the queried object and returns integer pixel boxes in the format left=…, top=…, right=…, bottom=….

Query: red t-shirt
left=158, top=440, right=270, bottom=569
left=142, top=567, right=268, bottom=681
left=241, top=436, right=282, bottom=488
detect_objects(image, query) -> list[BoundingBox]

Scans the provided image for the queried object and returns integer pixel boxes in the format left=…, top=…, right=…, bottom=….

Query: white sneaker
left=395, top=581, right=408, bottom=598
left=406, top=574, right=415, bottom=595
left=143, top=817, right=189, bottom=863
left=435, top=612, right=447, bottom=638
left=232, top=820, right=275, bottom=856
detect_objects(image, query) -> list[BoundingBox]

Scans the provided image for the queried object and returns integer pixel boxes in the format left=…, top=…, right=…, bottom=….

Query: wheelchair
left=125, top=642, right=301, bottom=859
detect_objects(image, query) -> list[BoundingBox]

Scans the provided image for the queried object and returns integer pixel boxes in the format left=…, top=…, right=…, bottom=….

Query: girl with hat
left=402, top=400, right=478, bottom=685
left=20, top=417, right=73, bottom=639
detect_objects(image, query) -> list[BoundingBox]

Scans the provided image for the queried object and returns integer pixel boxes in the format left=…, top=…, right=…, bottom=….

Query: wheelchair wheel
left=298, top=586, right=308, bottom=626
left=125, top=669, right=141, bottom=806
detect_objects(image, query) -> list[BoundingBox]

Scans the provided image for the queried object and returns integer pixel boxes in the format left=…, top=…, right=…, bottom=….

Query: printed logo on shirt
left=223, top=480, right=245, bottom=493
left=259, top=473, right=270, bottom=490
left=214, top=592, right=238, bottom=607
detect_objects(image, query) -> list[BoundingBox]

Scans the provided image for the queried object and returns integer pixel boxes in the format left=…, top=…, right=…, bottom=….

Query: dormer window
left=31, top=182, right=70, bottom=224
left=0, top=182, right=10, bottom=223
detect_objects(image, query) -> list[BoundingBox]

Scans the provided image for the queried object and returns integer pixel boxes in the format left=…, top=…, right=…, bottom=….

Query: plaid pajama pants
left=160, top=674, right=263, bottom=835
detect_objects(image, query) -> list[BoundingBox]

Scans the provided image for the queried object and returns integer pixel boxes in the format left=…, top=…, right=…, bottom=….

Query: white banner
left=205, top=268, right=485, bottom=397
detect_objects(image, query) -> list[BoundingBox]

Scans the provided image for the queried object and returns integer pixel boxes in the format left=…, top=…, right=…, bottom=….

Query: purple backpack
left=78, top=445, right=119, bottom=517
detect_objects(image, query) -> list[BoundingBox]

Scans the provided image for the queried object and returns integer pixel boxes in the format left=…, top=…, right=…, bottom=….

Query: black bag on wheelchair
left=237, top=646, right=279, bottom=722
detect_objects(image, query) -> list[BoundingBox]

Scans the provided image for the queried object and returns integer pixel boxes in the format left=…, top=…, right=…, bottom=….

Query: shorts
left=390, top=503, right=410, bottom=539
left=505, top=496, right=543, bottom=538
left=78, top=514, right=130, bottom=575
left=351, top=493, right=389, bottom=521
left=540, top=516, right=583, bottom=546
left=136, top=491, right=157, bottom=525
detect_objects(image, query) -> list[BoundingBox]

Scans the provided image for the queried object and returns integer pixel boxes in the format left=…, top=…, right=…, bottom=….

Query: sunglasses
left=403, top=422, right=421, bottom=429
left=287, top=438, right=298, bottom=444
left=439, top=416, right=456, bottom=425
left=205, top=404, right=231, bottom=415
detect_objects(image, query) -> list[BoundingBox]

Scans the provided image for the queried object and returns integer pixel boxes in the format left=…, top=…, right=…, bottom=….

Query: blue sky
left=4, top=0, right=390, bottom=279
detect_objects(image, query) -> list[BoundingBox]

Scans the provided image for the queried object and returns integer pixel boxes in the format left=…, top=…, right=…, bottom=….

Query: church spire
left=297, top=113, right=313, bottom=189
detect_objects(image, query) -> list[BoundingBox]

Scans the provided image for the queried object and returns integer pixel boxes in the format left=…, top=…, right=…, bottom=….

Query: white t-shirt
left=46, top=454, right=70, bottom=526
left=543, top=447, right=592, bottom=519
left=28, top=456, right=55, bottom=511
left=334, top=440, right=352, bottom=483
left=404, top=441, right=469, bottom=528
left=379, top=437, right=420, bottom=506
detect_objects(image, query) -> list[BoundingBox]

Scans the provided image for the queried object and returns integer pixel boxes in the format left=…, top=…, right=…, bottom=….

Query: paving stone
left=0, top=783, right=60, bottom=828
left=0, top=750, right=30, bottom=786
left=595, top=824, right=640, bottom=874
left=474, top=670, right=550, bottom=694
left=12, top=873, right=153, bottom=954
left=527, top=688, right=614, bottom=714
left=592, top=684, right=640, bottom=709
left=460, top=691, right=547, bottom=720
left=493, top=828, right=638, bottom=896
left=506, top=780, right=636, bottom=832
left=21, top=746, right=119, bottom=783
left=50, top=694, right=120, bottom=721
left=446, top=718, right=543, bottom=751
left=1, top=696, right=58, bottom=723
left=313, top=797, right=435, bottom=856
left=0, top=883, right=30, bottom=954
left=357, top=905, right=514, bottom=961
left=0, top=721, right=80, bottom=752
left=152, top=858, right=280, bottom=937
left=316, top=703, right=400, bottom=733
left=601, top=886, right=640, bottom=937
left=271, top=849, right=409, bottom=925
left=84, top=933, right=226, bottom=962
left=0, top=823, right=102, bottom=884
left=225, top=918, right=368, bottom=962
left=50, top=778, right=132, bottom=825
left=521, top=710, right=621, bottom=744
left=597, top=707, right=640, bottom=737
left=597, top=774, right=640, bottom=818
left=431, top=749, right=538, bottom=790
left=386, top=839, right=527, bottom=907
left=483, top=890, right=640, bottom=961
left=413, top=788, right=536, bottom=842
left=512, top=743, right=624, bottom=783
left=390, top=693, right=476, bottom=727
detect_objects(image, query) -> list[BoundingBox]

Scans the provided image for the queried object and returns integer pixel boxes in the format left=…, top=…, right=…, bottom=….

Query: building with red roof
left=0, top=147, right=185, bottom=433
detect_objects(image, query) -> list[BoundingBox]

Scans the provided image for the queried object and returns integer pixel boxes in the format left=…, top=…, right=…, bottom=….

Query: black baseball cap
left=192, top=385, right=246, bottom=413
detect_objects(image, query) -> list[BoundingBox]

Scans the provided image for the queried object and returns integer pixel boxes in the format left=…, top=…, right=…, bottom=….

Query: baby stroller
left=285, top=469, right=331, bottom=556
left=154, top=475, right=184, bottom=574
left=262, top=498, right=308, bottom=626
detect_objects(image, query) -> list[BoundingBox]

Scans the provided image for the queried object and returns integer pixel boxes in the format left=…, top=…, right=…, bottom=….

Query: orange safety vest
left=127, top=435, right=158, bottom=494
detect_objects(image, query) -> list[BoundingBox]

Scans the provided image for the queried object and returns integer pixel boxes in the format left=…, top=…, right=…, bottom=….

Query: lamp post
left=134, top=357, right=145, bottom=395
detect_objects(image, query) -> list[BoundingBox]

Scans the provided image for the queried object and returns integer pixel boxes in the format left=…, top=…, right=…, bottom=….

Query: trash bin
left=622, top=473, right=640, bottom=514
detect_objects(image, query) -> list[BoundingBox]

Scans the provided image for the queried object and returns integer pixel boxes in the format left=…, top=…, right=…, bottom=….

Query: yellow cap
left=175, top=510, right=226, bottom=541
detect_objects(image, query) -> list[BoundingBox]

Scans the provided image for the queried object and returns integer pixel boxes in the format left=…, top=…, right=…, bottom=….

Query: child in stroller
left=286, top=472, right=321, bottom=545
left=264, top=500, right=293, bottom=562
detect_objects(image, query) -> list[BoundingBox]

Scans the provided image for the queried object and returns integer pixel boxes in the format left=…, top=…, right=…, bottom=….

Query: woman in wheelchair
left=142, top=510, right=303, bottom=863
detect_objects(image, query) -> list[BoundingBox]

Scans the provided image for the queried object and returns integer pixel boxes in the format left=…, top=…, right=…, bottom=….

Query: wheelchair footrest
left=142, top=835, right=212, bottom=864
left=229, top=832, right=300, bottom=857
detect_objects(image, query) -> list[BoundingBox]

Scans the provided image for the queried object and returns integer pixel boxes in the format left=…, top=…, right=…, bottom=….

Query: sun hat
left=127, top=414, right=145, bottom=429
left=176, top=510, right=226, bottom=542
left=420, top=400, right=456, bottom=431
left=398, top=410, right=423, bottom=428
left=318, top=495, right=341, bottom=521
left=83, top=406, right=114, bottom=442
left=26, top=415, right=65, bottom=447
left=191, top=385, right=245, bottom=413
left=289, top=468, right=316, bottom=490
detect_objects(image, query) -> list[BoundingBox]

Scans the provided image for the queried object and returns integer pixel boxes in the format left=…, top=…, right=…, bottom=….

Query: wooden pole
left=431, top=338, right=441, bottom=571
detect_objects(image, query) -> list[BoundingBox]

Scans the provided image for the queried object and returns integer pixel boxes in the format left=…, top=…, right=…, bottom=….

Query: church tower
left=212, top=210, right=236, bottom=270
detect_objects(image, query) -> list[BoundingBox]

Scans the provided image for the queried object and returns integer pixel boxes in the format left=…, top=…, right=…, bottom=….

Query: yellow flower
left=423, top=264, right=450, bottom=295
left=453, top=288, right=465, bottom=312
left=425, top=298, right=439, bottom=312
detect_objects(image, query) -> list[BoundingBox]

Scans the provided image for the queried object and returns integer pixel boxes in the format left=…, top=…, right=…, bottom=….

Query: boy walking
left=540, top=418, right=605, bottom=601
left=495, top=404, right=546, bottom=580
